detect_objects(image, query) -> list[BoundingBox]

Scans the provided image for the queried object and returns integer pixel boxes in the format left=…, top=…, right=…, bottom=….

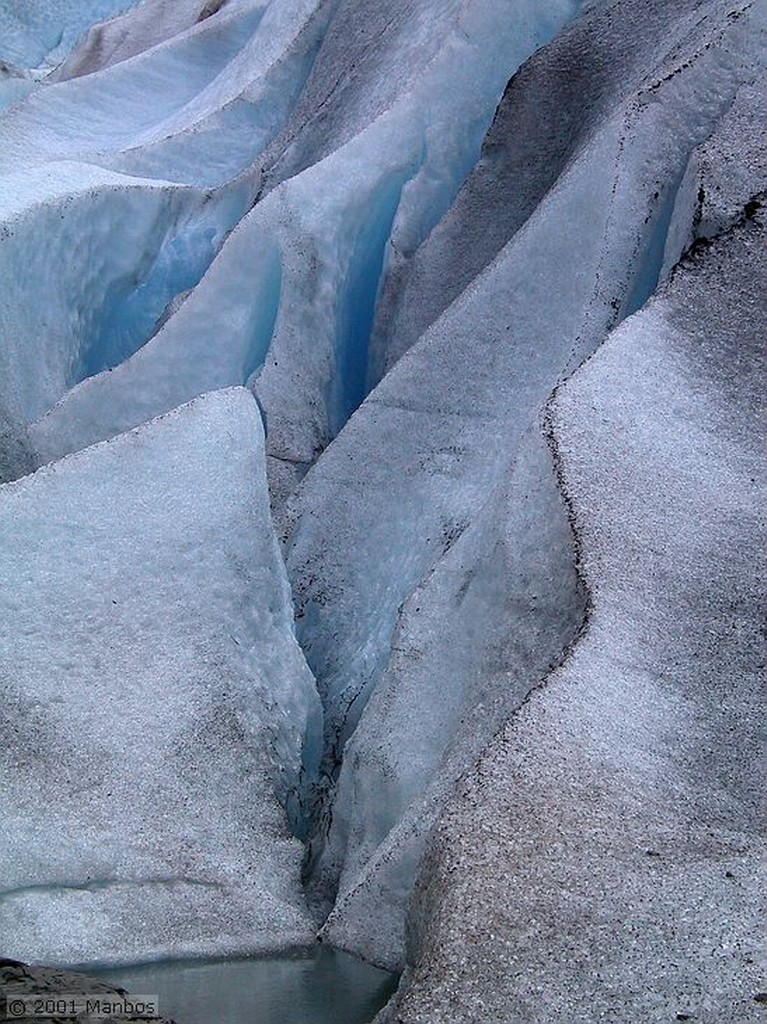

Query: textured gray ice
left=25, top=0, right=579, bottom=495
left=381, top=204, right=766, bottom=1024
left=289, top=0, right=767, bottom=968
left=0, top=0, right=763, bottom=1003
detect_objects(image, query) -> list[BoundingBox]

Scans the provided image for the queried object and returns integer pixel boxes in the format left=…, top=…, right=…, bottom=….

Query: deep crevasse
left=0, top=0, right=583, bottom=968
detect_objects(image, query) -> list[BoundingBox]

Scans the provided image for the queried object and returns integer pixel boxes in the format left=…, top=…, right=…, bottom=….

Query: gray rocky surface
left=0, top=959, right=176, bottom=1023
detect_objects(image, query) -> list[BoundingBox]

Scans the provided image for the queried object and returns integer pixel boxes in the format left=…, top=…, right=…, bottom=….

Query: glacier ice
left=0, top=69, right=35, bottom=117
left=317, top=426, right=586, bottom=967
left=284, top=0, right=767, bottom=966
left=0, top=388, right=321, bottom=965
left=661, top=67, right=767, bottom=276
left=49, top=0, right=257, bottom=83
left=0, top=0, right=763, bottom=1009
left=93, top=0, right=333, bottom=188
left=0, top=162, right=251, bottom=427
left=370, top=0, right=767, bottom=376
left=28, top=0, right=581, bottom=497
left=0, top=1, right=270, bottom=175
left=0, top=1, right=138, bottom=69
left=382, top=202, right=767, bottom=1024
left=0, top=0, right=329, bottom=477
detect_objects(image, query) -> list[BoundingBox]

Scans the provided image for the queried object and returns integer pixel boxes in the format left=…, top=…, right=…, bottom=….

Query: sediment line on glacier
left=283, top=0, right=767, bottom=974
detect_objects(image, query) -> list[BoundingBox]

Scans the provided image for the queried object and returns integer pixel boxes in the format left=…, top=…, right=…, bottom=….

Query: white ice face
left=0, top=388, right=321, bottom=965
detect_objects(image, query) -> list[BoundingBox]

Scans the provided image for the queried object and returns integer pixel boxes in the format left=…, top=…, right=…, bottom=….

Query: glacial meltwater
left=94, top=946, right=397, bottom=1024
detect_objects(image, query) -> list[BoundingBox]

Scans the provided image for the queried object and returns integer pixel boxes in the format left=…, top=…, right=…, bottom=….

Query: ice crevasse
left=0, top=0, right=583, bottom=967
left=0, top=2, right=764, bottom=1019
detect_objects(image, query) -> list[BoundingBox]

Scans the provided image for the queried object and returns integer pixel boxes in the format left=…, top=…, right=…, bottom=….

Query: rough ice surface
left=0, top=0, right=276, bottom=178
left=660, top=67, right=767, bottom=275
left=286, top=0, right=767, bottom=966
left=381, top=206, right=767, bottom=1024
left=49, top=0, right=257, bottom=83
left=0, top=162, right=250, bottom=426
left=318, top=427, right=586, bottom=968
left=28, top=0, right=580, bottom=495
left=0, top=388, right=321, bottom=965
left=0, top=0, right=764, bottom=1008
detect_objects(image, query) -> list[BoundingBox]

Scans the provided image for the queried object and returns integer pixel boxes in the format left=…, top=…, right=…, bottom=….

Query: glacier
left=0, top=0, right=764, bottom=1020
left=0, top=1, right=137, bottom=69
left=294, top=0, right=767, bottom=966
left=381, top=200, right=766, bottom=1024
left=0, top=388, right=322, bottom=964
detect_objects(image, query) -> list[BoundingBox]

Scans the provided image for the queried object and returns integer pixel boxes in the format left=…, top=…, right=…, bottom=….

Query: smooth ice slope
left=283, top=0, right=767, bottom=966
left=50, top=0, right=251, bottom=81
left=0, top=0, right=271, bottom=177
left=381, top=204, right=767, bottom=1024
left=0, top=388, right=321, bottom=965
left=98, top=0, right=333, bottom=187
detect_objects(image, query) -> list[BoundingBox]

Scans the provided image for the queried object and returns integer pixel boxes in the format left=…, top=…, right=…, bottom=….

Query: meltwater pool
left=95, top=945, right=397, bottom=1024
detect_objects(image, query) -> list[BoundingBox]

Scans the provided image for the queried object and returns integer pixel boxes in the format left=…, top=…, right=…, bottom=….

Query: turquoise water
left=95, top=946, right=396, bottom=1024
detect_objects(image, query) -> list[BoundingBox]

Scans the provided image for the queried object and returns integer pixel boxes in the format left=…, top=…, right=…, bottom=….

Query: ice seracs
left=27, top=0, right=581, bottom=498
left=0, top=0, right=763, bottom=1008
